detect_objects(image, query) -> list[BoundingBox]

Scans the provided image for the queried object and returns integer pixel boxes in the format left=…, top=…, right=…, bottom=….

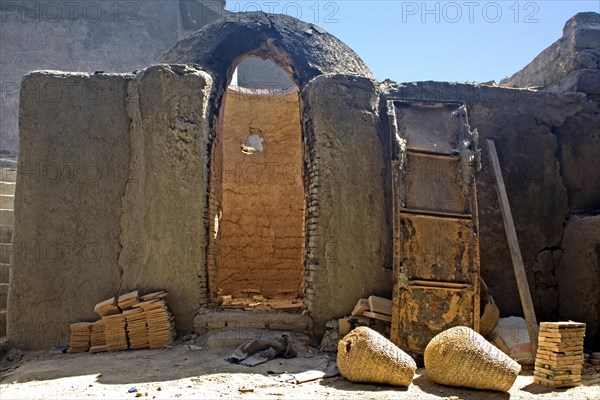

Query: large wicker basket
left=480, top=295, right=500, bottom=337
left=479, top=279, right=500, bottom=337
left=424, top=326, right=521, bottom=392
left=337, top=326, right=416, bottom=386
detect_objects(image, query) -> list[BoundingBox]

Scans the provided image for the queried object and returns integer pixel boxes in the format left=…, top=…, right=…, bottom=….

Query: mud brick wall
left=0, top=0, right=226, bottom=158
left=9, top=71, right=133, bottom=349
left=302, top=75, right=393, bottom=338
left=217, top=88, right=304, bottom=297
left=119, top=65, right=213, bottom=333
left=383, top=81, right=600, bottom=349
left=9, top=65, right=213, bottom=349
left=206, top=119, right=223, bottom=304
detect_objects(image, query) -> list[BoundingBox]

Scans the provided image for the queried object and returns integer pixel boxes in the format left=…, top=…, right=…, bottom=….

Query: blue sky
left=226, top=1, right=600, bottom=83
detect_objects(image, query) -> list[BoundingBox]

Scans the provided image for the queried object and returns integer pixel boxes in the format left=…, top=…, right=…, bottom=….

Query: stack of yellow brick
left=534, top=321, right=585, bottom=388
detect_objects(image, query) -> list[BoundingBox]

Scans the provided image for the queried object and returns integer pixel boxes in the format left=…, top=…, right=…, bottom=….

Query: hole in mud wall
left=241, top=133, right=264, bottom=154
left=216, top=60, right=304, bottom=311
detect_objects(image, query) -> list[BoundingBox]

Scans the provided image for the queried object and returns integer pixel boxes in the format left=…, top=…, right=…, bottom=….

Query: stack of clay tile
left=136, top=291, right=175, bottom=349
left=89, top=320, right=108, bottom=353
left=93, top=296, right=120, bottom=317
left=123, top=307, right=149, bottom=350
left=534, top=321, right=586, bottom=388
left=103, top=312, right=128, bottom=352
left=118, top=290, right=151, bottom=349
left=70, top=290, right=174, bottom=353
left=118, top=291, right=140, bottom=310
left=68, top=322, right=92, bottom=353
left=94, top=295, right=127, bottom=352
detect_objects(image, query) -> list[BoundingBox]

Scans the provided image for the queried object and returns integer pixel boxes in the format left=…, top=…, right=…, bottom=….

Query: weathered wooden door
left=388, top=100, right=481, bottom=354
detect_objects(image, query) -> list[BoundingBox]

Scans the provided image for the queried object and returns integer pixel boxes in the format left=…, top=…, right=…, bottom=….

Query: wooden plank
left=363, top=311, right=392, bottom=322
left=405, top=148, right=460, bottom=159
left=487, top=139, right=538, bottom=353
left=339, top=318, right=352, bottom=337
left=390, top=101, right=480, bottom=353
left=399, top=209, right=472, bottom=220
left=351, top=299, right=369, bottom=316
left=409, top=280, right=471, bottom=289
left=399, top=215, right=475, bottom=282
left=402, top=153, right=470, bottom=215
left=367, top=296, right=392, bottom=316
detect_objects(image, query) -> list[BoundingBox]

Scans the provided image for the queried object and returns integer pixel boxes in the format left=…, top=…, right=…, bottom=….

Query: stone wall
left=501, top=12, right=600, bottom=98
left=8, top=65, right=213, bottom=348
left=217, top=88, right=304, bottom=297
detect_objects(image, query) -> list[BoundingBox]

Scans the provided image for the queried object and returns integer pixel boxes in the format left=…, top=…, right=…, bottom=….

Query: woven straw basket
left=479, top=295, right=500, bottom=337
left=424, top=326, right=521, bottom=392
left=337, top=326, right=416, bottom=386
left=479, top=279, right=500, bottom=337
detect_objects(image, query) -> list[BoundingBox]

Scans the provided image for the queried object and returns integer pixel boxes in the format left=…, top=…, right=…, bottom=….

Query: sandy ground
left=1, top=331, right=598, bottom=400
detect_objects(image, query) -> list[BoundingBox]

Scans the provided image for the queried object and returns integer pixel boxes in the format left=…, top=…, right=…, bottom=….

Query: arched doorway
left=207, top=58, right=305, bottom=311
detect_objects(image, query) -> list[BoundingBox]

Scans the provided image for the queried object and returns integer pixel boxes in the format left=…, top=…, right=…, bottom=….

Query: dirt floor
left=1, top=331, right=598, bottom=399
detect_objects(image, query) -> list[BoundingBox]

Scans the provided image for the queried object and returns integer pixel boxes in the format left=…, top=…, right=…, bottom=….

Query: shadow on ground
left=412, top=373, right=510, bottom=400
left=318, top=375, right=409, bottom=393
left=0, top=333, right=330, bottom=386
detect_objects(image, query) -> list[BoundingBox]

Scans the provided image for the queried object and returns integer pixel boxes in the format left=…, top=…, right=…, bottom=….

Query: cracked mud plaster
left=382, top=81, right=597, bottom=339
left=9, top=72, right=133, bottom=349
left=118, top=65, right=213, bottom=334
left=301, top=74, right=392, bottom=337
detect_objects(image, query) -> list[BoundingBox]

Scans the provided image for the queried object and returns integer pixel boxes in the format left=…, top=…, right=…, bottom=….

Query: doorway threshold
left=194, top=310, right=311, bottom=335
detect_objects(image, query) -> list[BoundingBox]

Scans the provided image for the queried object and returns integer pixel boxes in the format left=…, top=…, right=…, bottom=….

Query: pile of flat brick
left=68, top=322, right=93, bottom=353
left=534, top=321, right=586, bottom=388
left=89, top=320, right=107, bottom=353
left=68, top=290, right=174, bottom=353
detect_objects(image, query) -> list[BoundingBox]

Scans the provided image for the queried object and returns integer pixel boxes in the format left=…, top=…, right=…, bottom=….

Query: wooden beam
left=363, top=311, right=392, bottom=322
left=367, top=296, right=392, bottom=316
left=351, top=299, right=369, bottom=316
left=487, top=139, right=539, bottom=353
